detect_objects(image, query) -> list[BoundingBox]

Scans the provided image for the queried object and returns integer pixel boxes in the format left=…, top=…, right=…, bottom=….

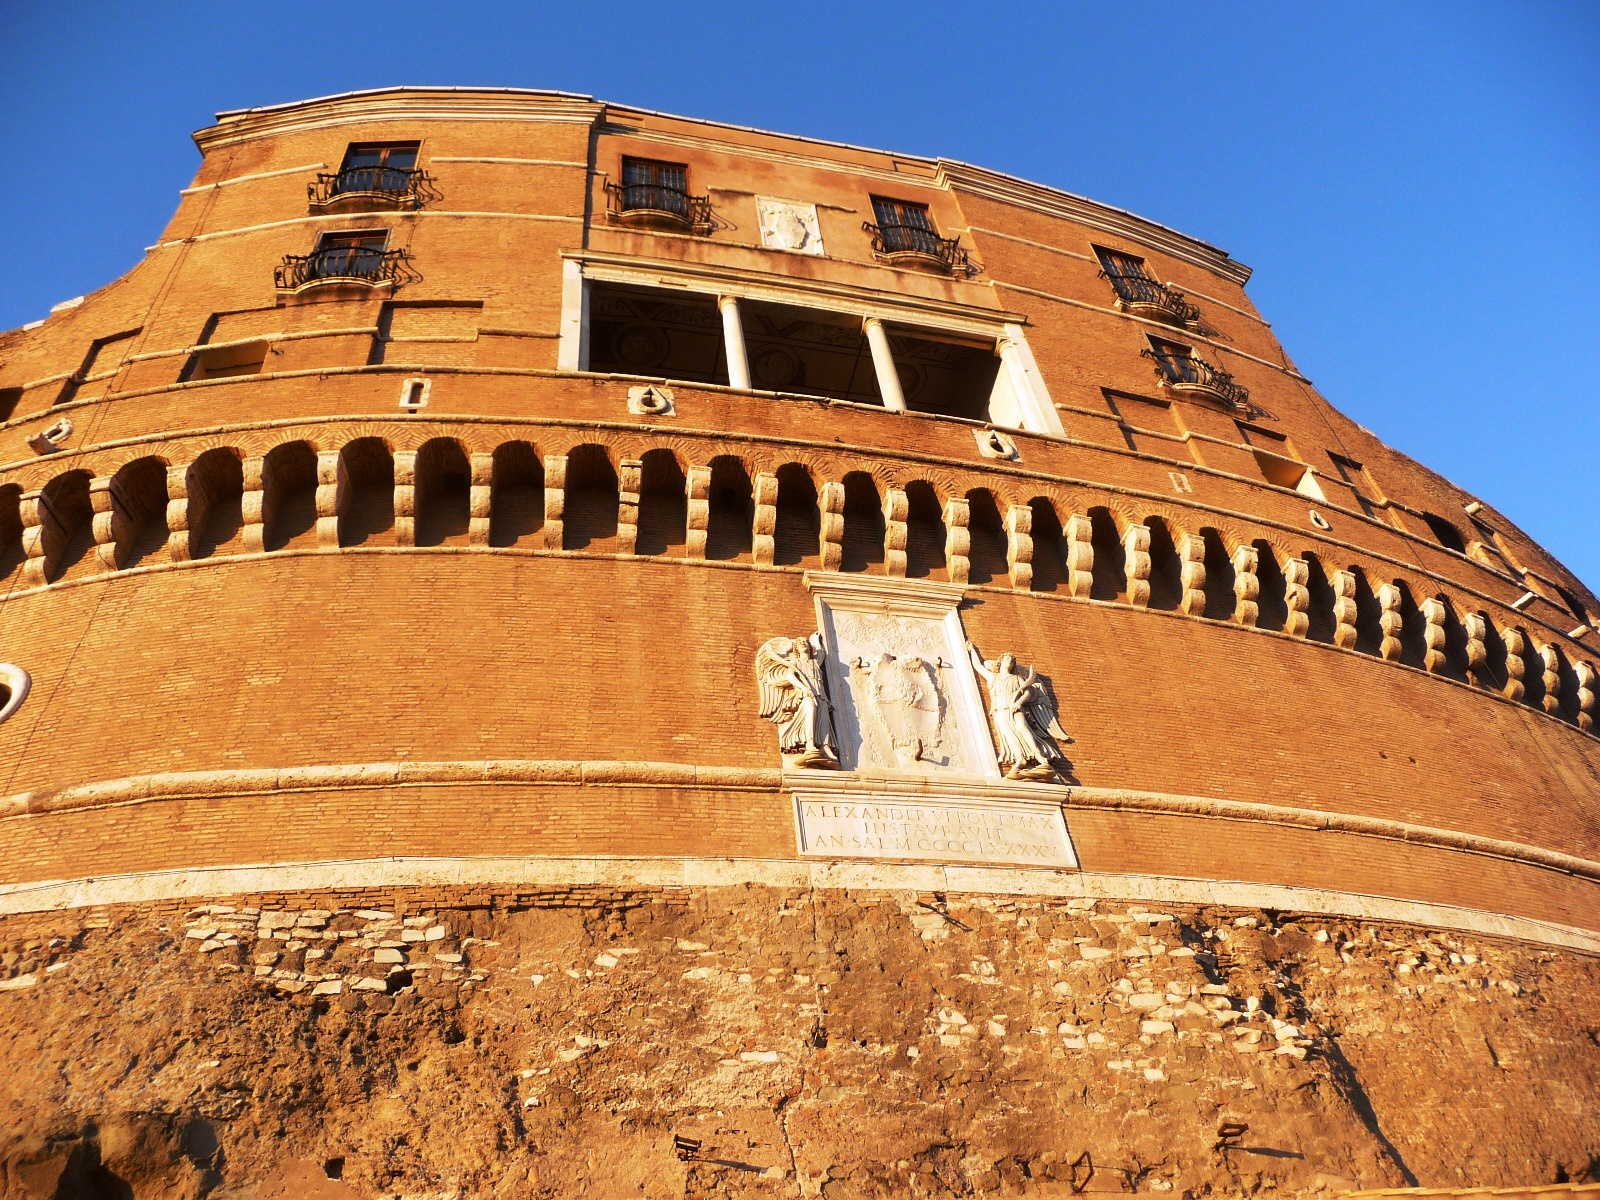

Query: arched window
left=186, top=448, right=245, bottom=560
left=772, top=464, right=819, bottom=568
left=1144, top=517, right=1182, bottom=611
left=108, top=457, right=170, bottom=569
left=904, top=482, right=947, bottom=581
left=1089, top=508, right=1127, bottom=602
left=40, top=470, right=95, bottom=582
left=1348, top=566, right=1384, bottom=656
left=839, top=472, right=884, bottom=574
left=262, top=442, right=318, bottom=552
left=1253, top=541, right=1288, bottom=631
left=1028, top=498, right=1067, bottom=594
left=1302, top=553, right=1337, bottom=643
left=563, top=444, right=618, bottom=551
left=414, top=439, right=471, bottom=547
left=488, top=441, right=544, bottom=548
left=636, top=449, right=688, bottom=557
left=705, top=456, right=753, bottom=562
left=1200, top=528, right=1235, bottom=620
left=338, top=438, right=395, bottom=547
left=964, top=489, right=1008, bottom=586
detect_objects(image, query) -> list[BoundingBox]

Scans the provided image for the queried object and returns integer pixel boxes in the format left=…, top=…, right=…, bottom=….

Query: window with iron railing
left=1093, top=246, right=1200, bottom=327
left=1142, top=337, right=1249, bottom=409
left=863, top=196, right=969, bottom=273
left=275, top=231, right=417, bottom=291
left=310, top=142, right=431, bottom=209
left=605, top=157, right=713, bottom=233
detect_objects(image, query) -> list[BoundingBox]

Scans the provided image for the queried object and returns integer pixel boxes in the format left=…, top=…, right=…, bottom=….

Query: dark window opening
left=904, top=482, right=948, bottom=581
left=1421, top=512, right=1467, bottom=553
left=563, top=445, right=618, bottom=552
left=488, top=442, right=544, bottom=549
left=1028, top=499, right=1067, bottom=594
left=636, top=449, right=688, bottom=557
left=587, top=283, right=728, bottom=385
left=1144, top=518, right=1183, bottom=611
left=772, top=465, right=819, bottom=567
left=188, top=340, right=269, bottom=381
left=740, top=299, right=878, bottom=404
left=0, top=389, right=22, bottom=421
left=332, top=142, right=420, bottom=197
left=1201, top=529, right=1237, bottom=620
left=887, top=327, right=1001, bottom=421
left=1253, top=542, right=1288, bottom=631
left=1089, top=509, right=1127, bottom=602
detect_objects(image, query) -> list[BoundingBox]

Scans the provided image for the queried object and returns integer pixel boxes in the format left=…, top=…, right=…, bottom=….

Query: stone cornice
left=195, top=87, right=604, bottom=152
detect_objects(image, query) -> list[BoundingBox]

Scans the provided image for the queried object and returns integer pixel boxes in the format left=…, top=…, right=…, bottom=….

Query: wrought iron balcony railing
left=1100, top=270, right=1201, bottom=327
left=274, top=245, right=419, bottom=292
left=862, top=221, right=971, bottom=274
left=604, top=181, right=714, bottom=234
left=1142, top=347, right=1250, bottom=409
left=308, top=166, right=434, bottom=210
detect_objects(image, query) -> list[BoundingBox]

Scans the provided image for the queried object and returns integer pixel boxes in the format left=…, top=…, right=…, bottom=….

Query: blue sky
left=2, top=2, right=1596, bottom=590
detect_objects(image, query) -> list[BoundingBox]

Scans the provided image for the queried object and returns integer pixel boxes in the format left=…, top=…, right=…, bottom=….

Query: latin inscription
left=796, top=799, right=1074, bottom=869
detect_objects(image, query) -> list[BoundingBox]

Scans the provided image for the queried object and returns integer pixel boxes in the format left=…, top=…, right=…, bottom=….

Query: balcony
left=604, top=181, right=713, bottom=235
left=274, top=245, right=419, bottom=293
left=863, top=221, right=971, bottom=274
left=1143, top=347, right=1250, bottom=409
left=1100, top=270, right=1200, bottom=328
left=308, top=166, right=435, bottom=212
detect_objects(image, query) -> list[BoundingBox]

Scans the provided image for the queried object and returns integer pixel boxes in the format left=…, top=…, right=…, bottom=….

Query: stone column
left=19, top=491, right=52, bottom=587
left=862, top=317, right=907, bottom=413
left=393, top=450, right=417, bottom=548
left=751, top=472, right=778, bottom=567
left=1500, top=625, right=1527, bottom=701
left=1376, top=582, right=1404, bottom=662
left=883, top=487, right=908, bottom=578
left=468, top=453, right=493, bottom=547
left=1538, top=643, right=1563, bottom=714
left=1421, top=597, right=1448, bottom=674
left=1283, top=558, right=1311, bottom=638
left=818, top=481, right=845, bottom=572
left=90, top=475, right=118, bottom=571
left=943, top=496, right=970, bottom=586
left=542, top=454, right=566, bottom=550
left=718, top=296, right=751, bottom=391
left=164, top=463, right=193, bottom=562
left=1463, top=612, right=1489, bottom=686
left=315, top=451, right=341, bottom=550
left=1006, top=504, right=1033, bottom=591
left=1231, top=544, right=1259, bottom=626
left=240, top=456, right=265, bottom=554
left=685, top=465, right=711, bottom=559
left=1064, top=514, right=1094, bottom=599
left=617, top=458, right=642, bottom=556
left=1331, top=570, right=1359, bottom=649
left=1178, top=533, right=1206, bottom=616
left=1124, top=524, right=1152, bottom=609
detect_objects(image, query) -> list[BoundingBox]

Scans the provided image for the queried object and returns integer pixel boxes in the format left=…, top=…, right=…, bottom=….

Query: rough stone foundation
left=2, top=886, right=1597, bottom=1199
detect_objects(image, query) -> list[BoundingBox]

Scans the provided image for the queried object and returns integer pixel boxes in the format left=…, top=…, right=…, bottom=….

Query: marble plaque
left=794, top=793, right=1075, bottom=869
left=757, top=198, right=824, bottom=256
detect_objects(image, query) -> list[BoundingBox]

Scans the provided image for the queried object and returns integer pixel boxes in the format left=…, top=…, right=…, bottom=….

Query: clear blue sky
left=2, top=2, right=1596, bottom=590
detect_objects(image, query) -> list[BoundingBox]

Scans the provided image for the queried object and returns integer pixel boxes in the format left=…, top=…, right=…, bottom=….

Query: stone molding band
left=3, top=760, right=1597, bottom=889
left=0, top=855, right=1593, bottom=957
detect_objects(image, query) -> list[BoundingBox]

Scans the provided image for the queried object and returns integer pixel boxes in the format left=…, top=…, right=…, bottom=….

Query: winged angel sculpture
left=755, top=633, right=841, bottom=768
left=968, top=643, right=1070, bottom=781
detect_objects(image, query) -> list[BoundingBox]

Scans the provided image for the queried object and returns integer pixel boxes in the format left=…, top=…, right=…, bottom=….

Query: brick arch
left=562, top=443, right=619, bottom=552
left=413, top=437, right=472, bottom=548
left=772, top=462, right=820, bottom=569
left=261, top=440, right=320, bottom=552
left=181, top=446, right=247, bottom=562
left=32, top=468, right=96, bottom=584
left=337, top=437, right=397, bottom=548
left=487, top=440, right=544, bottom=550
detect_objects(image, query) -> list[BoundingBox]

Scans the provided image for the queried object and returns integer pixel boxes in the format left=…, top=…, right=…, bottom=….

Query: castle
left=0, top=88, right=1596, bottom=1199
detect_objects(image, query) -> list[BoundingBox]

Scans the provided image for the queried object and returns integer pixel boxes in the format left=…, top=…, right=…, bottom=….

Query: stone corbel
left=90, top=475, right=118, bottom=571
left=1124, top=524, right=1152, bottom=609
left=240, top=456, right=265, bottom=554
left=1331, top=569, right=1359, bottom=649
left=1376, top=582, right=1404, bottom=662
left=818, top=481, right=845, bottom=572
left=19, top=491, right=54, bottom=587
left=1064, top=513, right=1094, bottom=599
left=393, top=450, right=418, bottom=547
left=943, top=496, right=970, bottom=586
left=882, top=487, right=908, bottom=578
left=1178, top=533, right=1206, bottom=617
left=1576, top=660, right=1596, bottom=732
left=1420, top=597, right=1449, bottom=674
left=542, top=453, right=567, bottom=550
left=1231, top=544, right=1259, bottom=626
left=1006, top=504, right=1032, bottom=590
left=1501, top=625, right=1527, bottom=701
left=164, top=463, right=193, bottom=563
left=752, top=472, right=778, bottom=567
left=1283, top=557, right=1311, bottom=638
left=467, top=453, right=493, bottom=546
left=1537, top=643, right=1563, bottom=715
left=1462, top=612, right=1489, bottom=686
left=685, top=465, right=711, bottom=560
left=616, top=458, right=642, bottom=555
left=315, top=451, right=341, bottom=550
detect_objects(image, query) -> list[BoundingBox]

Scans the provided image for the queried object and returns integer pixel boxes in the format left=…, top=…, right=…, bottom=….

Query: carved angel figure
left=755, top=633, right=840, bottom=768
left=968, top=643, right=1069, bottom=781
